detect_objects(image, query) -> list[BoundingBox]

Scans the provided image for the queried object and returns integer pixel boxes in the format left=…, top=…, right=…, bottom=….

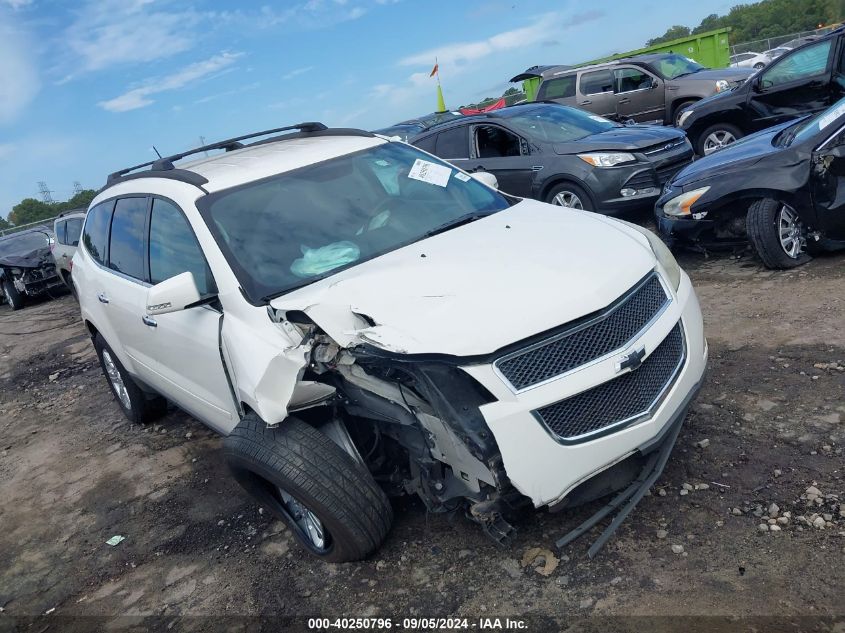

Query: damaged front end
left=266, top=305, right=531, bottom=546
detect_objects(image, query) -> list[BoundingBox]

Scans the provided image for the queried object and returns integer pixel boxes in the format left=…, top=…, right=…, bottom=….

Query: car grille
left=641, top=138, right=687, bottom=155
left=624, top=157, right=692, bottom=190
left=494, top=273, right=669, bottom=391
left=533, top=323, right=686, bottom=442
left=655, top=157, right=693, bottom=184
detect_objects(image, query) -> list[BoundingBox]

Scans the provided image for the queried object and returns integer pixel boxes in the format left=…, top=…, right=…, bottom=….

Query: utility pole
left=73, top=181, right=83, bottom=195
left=37, top=181, right=54, bottom=203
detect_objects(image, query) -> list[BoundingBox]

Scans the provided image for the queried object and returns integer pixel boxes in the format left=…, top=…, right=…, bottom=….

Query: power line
left=73, top=181, right=83, bottom=195
left=37, top=181, right=54, bottom=203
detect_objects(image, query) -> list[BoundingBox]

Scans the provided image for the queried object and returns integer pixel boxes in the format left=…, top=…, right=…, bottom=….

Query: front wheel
left=697, top=123, right=743, bottom=156
left=2, top=278, right=24, bottom=311
left=224, top=414, right=393, bottom=562
left=746, top=198, right=812, bottom=269
left=546, top=182, right=593, bottom=211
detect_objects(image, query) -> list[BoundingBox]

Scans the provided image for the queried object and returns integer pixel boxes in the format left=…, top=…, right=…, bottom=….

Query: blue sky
left=0, top=0, right=736, bottom=217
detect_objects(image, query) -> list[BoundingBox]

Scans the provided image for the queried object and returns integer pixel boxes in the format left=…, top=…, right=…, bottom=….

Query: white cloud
left=0, top=142, right=14, bottom=159
left=99, top=52, right=243, bottom=112
left=58, top=0, right=204, bottom=77
left=0, top=20, right=39, bottom=124
left=281, top=66, right=314, bottom=80
left=1, top=0, right=32, bottom=8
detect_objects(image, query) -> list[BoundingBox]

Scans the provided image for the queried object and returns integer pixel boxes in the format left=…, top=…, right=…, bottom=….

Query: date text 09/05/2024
left=308, top=617, right=529, bottom=630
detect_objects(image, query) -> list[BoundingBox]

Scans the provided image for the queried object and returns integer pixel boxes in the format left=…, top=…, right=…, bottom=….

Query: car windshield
left=786, top=96, right=845, bottom=145
left=200, top=142, right=512, bottom=301
left=651, top=55, right=706, bottom=79
left=503, top=105, right=616, bottom=143
left=0, top=231, right=50, bottom=256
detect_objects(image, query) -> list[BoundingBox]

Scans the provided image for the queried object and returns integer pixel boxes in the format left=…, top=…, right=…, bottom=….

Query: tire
left=224, top=414, right=393, bottom=562
left=546, top=181, right=593, bottom=211
left=93, top=333, right=168, bottom=424
left=2, top=278, right=24, bottom=311
left=673, top=100, right=697, bottom=127
left=696, top=123, right=743, bottom=156
left=746, top=198, right=812, bottom=269
left=63, top=271, right=77, bottom=300
left=753, top=62, right=765, bottom=70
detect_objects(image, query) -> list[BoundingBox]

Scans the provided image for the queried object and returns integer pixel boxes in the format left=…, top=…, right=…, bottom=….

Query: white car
left=73, top=123, right=707, bottom=561
left=729, top=51, right=771, bottom=70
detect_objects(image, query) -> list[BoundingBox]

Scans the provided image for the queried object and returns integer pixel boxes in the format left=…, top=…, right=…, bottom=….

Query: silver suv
left=52, top=209, right=86, bottom=297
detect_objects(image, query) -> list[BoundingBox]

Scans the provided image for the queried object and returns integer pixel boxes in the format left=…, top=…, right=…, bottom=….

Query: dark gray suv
left=511, top=54, right=753, bottom=126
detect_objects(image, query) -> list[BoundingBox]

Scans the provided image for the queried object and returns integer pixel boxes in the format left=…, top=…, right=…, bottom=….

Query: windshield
left=504, top=105, right=616, bottom=143
left=651, top=55, right=705, bottom=79
left=200, top=142, right=512, bottom=301
left=0, top=231, right=50, bottom=257
left=373, top=124, right=425, bottom=141
left=786, top=96, right=845, bottom=145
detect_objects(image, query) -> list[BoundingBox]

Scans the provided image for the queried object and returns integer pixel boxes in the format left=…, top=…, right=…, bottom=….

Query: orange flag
left=429, top=62, right=439, bottom=77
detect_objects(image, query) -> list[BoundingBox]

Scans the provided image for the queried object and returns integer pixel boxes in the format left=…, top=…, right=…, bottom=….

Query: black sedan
left=656, top=96, right=845, bottom=269
left=410, top=102, right=693, bottom=215
left=0, top=227, right=63, bottom=310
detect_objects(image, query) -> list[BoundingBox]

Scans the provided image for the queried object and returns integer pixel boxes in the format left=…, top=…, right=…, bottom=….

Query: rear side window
left=762, top=39, right=832, bottom=87
left=538, top=76, right=576, bottom=100
left=65, top=218, right=83, bottom=247
left=55, top=220, right=67, bottom=245
left=579, top=70, right=614, bottom=95
left=615, top=68, right=653, bottom=93
left=414, top=135, right=437, bottom=153
left=149, top=199, right=214, bottom=295
left=108, top=197, right=147, bottom=280
left=82, top=202, right=113, bottom=265
left=434, top=127, right=469, bottom=158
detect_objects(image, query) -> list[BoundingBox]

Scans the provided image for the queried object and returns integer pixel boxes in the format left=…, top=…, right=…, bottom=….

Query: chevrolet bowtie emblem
left=616, top=347, right=646, bottom=373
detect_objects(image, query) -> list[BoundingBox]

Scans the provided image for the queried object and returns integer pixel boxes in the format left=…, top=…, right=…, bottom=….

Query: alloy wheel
left=702, top=130, right=737, bottom=155
left=102, top=349, right=132, bottom=410
left=777, top=204, right=805, bottom=259
left=552, top=191, right=584, bottom=209
left=279, top=488, right=329, bottom=551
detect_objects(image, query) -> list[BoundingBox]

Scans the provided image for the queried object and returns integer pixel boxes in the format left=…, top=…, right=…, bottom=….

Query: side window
left=65, top=218, right=83, bottom=247
left=414, top=135, right=437, bottom=153
left=615, top=68, right=653, bottom=93
left=434, top=126, right=469, bottom=158
left=108, top=197, right=147, bottom=280
left=475, top=125, right=521, bottom=158
left=149, top=199, right=214, bottom=295
left=538, top=76, right=576, bottom=100
left=81, top=202, right=113, bottom=265
left=55, top=220, right=67, bottom=245
left=579, top=70, right=614, bottom=95
left=762, top=39, right=833, bottom=88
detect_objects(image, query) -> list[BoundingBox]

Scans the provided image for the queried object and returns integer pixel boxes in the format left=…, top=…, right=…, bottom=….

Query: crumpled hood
left=271, top=200, right=656, bottom=357
left=552, top=125, right=685, bottom=154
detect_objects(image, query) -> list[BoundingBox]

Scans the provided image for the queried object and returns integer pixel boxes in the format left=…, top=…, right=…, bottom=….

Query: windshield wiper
left=422, top=212, right=493, bottom=238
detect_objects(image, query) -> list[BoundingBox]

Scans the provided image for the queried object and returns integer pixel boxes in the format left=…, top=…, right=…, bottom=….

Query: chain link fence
left=730, top=24, right=841, bottom=56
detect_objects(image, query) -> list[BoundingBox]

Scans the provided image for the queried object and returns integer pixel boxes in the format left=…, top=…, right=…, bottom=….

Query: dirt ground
left=0, top=249, right=843, bottom=632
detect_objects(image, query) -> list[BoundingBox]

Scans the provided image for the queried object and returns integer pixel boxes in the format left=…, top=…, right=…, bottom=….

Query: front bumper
left=461, top=270, right=707, bottom=508
left=654, top=212, right=715, bottom=246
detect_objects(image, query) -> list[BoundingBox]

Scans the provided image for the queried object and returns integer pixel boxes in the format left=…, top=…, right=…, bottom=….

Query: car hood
left=270, top=200, right=657, bottom=357
left=0, top=244, right=53, bottom=269
left=670, top=122, right=791, bottom=188
left=552, top=125, right=686, bottom=154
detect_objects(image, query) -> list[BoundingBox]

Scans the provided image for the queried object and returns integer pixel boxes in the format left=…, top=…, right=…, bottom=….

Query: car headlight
left=715, top=79, right=730, bottom=92
left=663, top=186, right=710, bottom=217
left=577, top=152, right=636, bottom=167
left=616, top=220, right=682, bottom=291
left=677, top=109, right=694, bottom=127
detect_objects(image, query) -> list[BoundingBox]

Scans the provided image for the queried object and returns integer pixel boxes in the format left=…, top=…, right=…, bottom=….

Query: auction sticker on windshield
left=408, top=158, right=451, bottom=187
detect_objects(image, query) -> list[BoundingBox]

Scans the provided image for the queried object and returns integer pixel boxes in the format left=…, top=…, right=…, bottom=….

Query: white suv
left=74, top=123, right=707, bottom=561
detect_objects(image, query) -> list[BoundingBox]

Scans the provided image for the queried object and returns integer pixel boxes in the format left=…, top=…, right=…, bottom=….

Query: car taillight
left=68, top=259, right=73, bottom=271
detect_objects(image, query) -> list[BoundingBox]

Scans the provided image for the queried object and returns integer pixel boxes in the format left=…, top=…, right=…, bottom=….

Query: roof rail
left=105, top=122, right=328, bottom=184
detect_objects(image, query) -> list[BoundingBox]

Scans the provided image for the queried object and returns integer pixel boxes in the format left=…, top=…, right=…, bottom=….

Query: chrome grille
left=534, top=323, right=685, bottom=442
left=495, top=273, right=669, bottom=391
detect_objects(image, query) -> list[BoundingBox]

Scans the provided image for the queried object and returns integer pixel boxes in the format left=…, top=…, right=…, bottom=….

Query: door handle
left=580, top=100, right=592, bottom=105
left=97, top=293, right=109, bottom=304
left=61, top=253, right=68, bottom=258
left=618, top=98, right=631, bottom=104
left=142, top=315, right=158, bottom=327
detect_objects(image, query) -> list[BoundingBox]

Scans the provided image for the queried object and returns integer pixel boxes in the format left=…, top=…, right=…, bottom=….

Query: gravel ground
left=0, top=250, right=843, bottom=632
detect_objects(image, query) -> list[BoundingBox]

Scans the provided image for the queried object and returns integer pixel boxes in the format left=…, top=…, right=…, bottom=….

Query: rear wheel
left=673, top=100, right=697, bottom=127
left=93, top=333, right=167, bottom=423
left=746, top=198, right=812, bottom=269
left=753, top=62, right=766, bottom=70
left=224, top=414, right=393, bottom=562
left=2, top=278, right=24, bottom=311
left=697, top=123, right=743, bottom=156
left=546, top=182, right=592, bottom=211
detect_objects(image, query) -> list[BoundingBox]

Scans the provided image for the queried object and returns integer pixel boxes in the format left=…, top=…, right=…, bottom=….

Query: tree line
left=1, top=190, right=98, bottom=231
left=647, top=0, right=844, bottom=47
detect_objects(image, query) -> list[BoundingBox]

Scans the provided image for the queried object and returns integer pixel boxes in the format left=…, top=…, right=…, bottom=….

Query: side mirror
left=470, top=171, right=499, bottom=189
left=146, top=271, right=201, bottom=316
left=650, top=79, right=659, bottom=89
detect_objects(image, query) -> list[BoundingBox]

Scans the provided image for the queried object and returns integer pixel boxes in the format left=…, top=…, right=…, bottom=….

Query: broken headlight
left=663, top=186, right=710, bottom=217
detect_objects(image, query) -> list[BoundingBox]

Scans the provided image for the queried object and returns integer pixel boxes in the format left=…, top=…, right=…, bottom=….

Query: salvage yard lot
left=0, top=251, right=843, bottom=625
